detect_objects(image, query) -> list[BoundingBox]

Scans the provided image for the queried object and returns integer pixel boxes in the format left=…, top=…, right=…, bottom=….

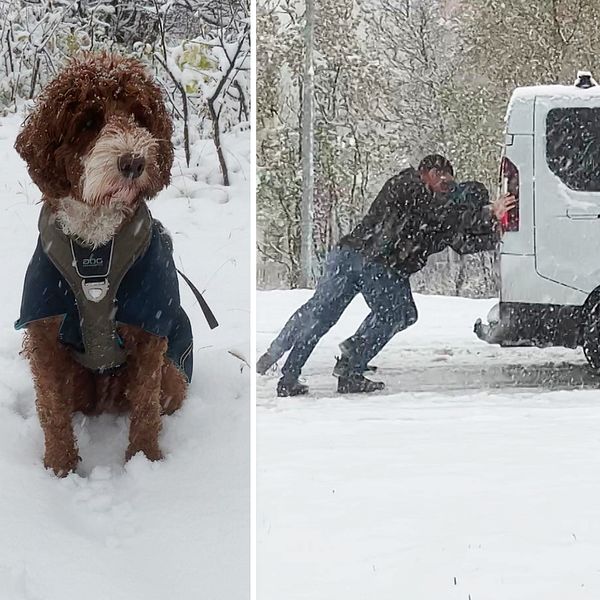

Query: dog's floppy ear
left=126, top=59, right=174, bottom=189
left=15, top=97, right=71, bottom=199
left=152, top=100, right=174, bottom=190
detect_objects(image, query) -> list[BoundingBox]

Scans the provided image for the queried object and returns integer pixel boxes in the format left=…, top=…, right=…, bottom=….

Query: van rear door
left=500, top=89, right=534, bottom=257
left=534, top=96, right=600, bottom=294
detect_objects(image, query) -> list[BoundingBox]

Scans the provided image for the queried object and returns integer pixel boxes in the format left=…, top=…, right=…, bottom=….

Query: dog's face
left=15, top=53, right=174, bottom=211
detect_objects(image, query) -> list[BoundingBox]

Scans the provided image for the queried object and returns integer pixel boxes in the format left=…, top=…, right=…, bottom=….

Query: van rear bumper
left=474, top=302, right=582, bottom=349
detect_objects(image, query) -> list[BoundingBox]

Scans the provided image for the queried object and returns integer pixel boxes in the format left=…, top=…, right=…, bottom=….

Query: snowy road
left=257, top=290, right=600, bottom=600
left=259, top=361, right=599, bottom=400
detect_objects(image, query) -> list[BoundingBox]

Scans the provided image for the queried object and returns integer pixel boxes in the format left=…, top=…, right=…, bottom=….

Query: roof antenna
left=575, top=70, right=597, bottom=88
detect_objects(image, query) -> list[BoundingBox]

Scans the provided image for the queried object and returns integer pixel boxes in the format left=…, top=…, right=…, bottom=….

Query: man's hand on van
left=491, top=193, right=517, bottom=220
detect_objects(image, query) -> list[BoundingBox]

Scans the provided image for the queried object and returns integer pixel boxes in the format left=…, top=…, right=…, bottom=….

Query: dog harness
left=15, top=204, right=195, bottom=382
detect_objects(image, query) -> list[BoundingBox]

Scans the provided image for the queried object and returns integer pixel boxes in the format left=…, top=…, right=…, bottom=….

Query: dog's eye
left=133, top=108, right=150, bottom=129
left=81, top=113, right=102, bottom=131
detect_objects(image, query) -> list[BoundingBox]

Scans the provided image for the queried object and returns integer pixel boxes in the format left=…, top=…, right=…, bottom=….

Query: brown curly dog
left=15, top=53, right=189, bottom=476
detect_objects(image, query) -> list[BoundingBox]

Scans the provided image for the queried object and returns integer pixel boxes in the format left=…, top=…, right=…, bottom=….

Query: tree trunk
left=208, top=98, right=229, bottom=186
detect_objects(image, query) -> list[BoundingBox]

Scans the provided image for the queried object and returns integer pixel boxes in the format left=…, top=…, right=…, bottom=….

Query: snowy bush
left=0, top=0, right=250, bottom=185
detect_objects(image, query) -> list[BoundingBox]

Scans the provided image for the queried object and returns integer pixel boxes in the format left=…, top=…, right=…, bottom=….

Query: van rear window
left=546, top=107, right=600, bottom=191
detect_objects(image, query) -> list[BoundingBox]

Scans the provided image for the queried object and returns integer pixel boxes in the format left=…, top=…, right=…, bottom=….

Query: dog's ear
left=134, top=66, right=174, bottom=189
left=118, top=56, right=174, bottom=191
left=15, top=101, right=71, bottom=199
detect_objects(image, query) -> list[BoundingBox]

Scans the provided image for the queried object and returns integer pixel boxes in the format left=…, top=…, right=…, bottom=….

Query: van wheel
left=583, top=298, right=600, bottom=371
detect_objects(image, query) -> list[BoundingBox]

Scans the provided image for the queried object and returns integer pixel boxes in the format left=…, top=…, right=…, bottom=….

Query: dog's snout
left=118, top=153, right=145, bottom=179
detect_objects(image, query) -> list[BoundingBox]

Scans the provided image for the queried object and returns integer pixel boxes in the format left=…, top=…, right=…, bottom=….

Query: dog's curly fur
left=15, top=53, right=187, bottom=476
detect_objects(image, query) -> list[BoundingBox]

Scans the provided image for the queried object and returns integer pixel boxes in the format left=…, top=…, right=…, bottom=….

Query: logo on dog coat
left=82, top=257, right=103, bottom=267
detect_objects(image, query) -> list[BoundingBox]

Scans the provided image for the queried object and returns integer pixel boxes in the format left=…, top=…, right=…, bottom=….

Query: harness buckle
left=82, top=279, right=110, bottom=302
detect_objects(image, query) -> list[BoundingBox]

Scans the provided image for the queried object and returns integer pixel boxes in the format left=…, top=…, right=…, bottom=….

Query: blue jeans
left=267, top=247, right=418, bottom=379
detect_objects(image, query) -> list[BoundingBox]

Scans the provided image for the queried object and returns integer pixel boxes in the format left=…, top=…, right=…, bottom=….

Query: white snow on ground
left=0, top=113, right=249, bottom=600
left=257, top=289, right=600, bottom=600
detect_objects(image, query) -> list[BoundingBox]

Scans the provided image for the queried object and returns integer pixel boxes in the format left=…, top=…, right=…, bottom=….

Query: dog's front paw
left=125, top=444, right=163, bottom=462
left=44, top=447, right=79, bottom=477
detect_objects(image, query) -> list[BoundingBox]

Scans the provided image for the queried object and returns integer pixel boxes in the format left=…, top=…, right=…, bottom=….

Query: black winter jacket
left=339, top=168, right=498, bottom=274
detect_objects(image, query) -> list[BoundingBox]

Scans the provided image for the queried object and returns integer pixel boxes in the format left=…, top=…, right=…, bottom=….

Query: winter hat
left=448, top=180, right=489, bottom=208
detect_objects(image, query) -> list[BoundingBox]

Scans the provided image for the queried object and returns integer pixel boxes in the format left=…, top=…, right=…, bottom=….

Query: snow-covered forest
left=256, top=0, right=600, bottom=295
left=0, top=0, right=250, bottom=180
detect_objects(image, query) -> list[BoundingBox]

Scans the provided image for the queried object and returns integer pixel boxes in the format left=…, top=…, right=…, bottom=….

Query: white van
left=475, top=72, right=600, bottom=369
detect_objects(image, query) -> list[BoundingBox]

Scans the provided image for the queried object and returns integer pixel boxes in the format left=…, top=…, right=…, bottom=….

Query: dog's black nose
left=118, top=153, right=145, bottom=179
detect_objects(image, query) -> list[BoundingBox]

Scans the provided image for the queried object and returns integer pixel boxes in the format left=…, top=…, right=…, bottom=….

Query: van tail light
left=500, top=204, right=519, bottom=231
left=500, top=156, right=520, bottom=232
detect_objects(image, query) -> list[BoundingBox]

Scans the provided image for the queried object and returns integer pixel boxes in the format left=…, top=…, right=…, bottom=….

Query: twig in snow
left=228, top=349, right=249, bottom=368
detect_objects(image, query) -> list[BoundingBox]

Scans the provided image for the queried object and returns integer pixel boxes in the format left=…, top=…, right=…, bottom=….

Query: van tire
left=582, top=297, right=600, bottom=371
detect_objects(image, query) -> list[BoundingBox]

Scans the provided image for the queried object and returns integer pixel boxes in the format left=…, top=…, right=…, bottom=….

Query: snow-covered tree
left=0, top=0, right=250, bottom=188
left=257, top=0, right=380, bottom=287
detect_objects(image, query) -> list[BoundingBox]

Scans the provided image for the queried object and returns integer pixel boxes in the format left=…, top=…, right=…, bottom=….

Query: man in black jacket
left=257, top=155, right=515, bottom=396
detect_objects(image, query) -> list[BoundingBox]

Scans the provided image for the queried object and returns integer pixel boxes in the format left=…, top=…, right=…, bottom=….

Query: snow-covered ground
left=0, top=113, right=249, bottom=600
left=257, top=289, right=600, bottom=599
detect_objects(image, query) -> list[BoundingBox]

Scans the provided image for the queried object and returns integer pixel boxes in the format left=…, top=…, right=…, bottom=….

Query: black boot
left=333, top=355, right=377, bottom=376
left=337, top=373, right=385, bottom=394
left=277, top=377, right=309, bottom=397
left=332, top=355, right=351, bottom=377
left=256, top=351, right=277, bottom=375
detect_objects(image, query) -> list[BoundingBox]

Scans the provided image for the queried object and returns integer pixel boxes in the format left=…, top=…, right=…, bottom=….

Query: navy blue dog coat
left=16, top=210, right=194, bottom=382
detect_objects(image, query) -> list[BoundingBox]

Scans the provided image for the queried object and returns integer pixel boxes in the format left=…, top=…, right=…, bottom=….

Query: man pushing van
left=257, top=155, right=516, bottom=396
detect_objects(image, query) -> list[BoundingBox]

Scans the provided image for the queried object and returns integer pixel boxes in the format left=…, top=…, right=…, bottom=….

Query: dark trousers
left=266, top=247, right=418, bottom=379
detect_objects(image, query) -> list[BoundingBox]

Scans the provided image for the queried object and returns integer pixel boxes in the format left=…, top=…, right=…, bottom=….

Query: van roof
left=506, top=84, right=600, bottom=129
left=510, top=84, right=600, bottom=104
